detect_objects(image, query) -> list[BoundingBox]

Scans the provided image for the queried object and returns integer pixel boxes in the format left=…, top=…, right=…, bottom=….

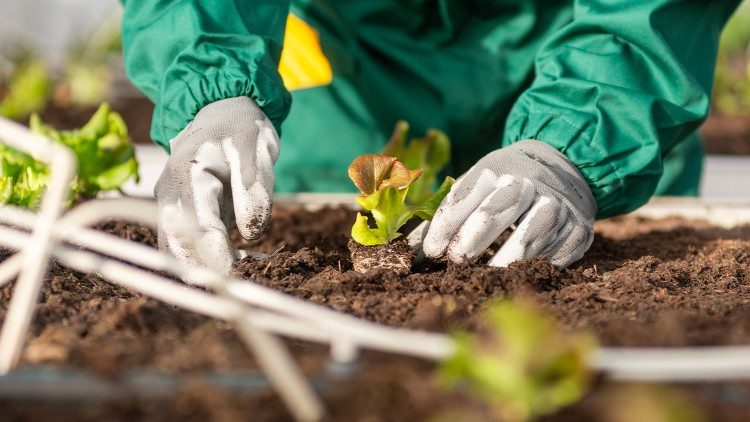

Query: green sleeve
left=503, top=1, right=739, bottom=218
left=120, top=0, right=291, bottom=150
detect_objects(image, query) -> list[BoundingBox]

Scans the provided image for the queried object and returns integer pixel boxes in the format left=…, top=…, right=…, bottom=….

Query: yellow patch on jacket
left=279, top=14, right=333, bottom=91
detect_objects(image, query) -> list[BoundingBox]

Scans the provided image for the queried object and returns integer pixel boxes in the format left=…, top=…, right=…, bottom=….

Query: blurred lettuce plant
left=0, top=103, right=139, bottom=208
left=57, top=16, right=121, bottom=108
left=440, top=300, right=597, bottom=422
left=0, top=60, right=51, bottom=119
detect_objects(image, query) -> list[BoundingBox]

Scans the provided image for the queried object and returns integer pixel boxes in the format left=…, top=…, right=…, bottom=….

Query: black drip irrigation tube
left=0, top=360, right=360, bottom=406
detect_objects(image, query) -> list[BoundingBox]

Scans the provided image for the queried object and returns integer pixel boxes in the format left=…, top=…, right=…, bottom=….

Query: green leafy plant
left=348, top=154, right=453, bottom=246
left=0, top=103, right=139, bottom=208
left=712, top=3, right=750, bottom=115
left=382, top=120, right=451, bottom=204
left=0, top=60, right=51, bottom=119
left=440, top=300, right=596, bottom=422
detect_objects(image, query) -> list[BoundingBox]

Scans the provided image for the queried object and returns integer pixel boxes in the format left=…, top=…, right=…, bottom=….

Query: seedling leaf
left=412, top=176, right=454, bottom=220
left=348, top=154, right=397, bottom=195
left=351, top=212, right=387, bottom=246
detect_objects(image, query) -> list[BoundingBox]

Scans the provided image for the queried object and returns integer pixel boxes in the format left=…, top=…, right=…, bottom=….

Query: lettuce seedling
left=440, top=300, right=596, bottom=422
left=382, top=120, right=451, bottom=204
left=348, top=154, right=453, bottom=246
left=0, top=103, right=139, bottom=208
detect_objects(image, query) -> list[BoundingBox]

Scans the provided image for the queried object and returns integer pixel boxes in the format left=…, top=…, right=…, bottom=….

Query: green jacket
left=121, top=0, right=739, bottom=218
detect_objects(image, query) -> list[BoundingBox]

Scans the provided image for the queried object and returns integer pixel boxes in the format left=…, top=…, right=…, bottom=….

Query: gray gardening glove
left=409, top=140, right=596, bottom=268
left=155, top=97, right=279, bottom=274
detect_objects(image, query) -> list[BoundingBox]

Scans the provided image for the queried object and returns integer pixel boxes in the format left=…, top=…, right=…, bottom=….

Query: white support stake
left=0, top=118, right=76, bottom=374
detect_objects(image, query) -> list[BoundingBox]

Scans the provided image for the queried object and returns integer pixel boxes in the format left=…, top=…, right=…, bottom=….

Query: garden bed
left=2, top=206, right=750, bottom=420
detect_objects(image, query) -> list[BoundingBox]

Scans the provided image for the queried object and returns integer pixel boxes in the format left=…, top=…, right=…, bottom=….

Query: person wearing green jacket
left=121, top=1, right=739, bottom=274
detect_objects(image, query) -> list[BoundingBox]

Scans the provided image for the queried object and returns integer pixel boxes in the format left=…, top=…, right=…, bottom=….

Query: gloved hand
left=155, top=97, right=279, bottom=274
left=409, top=140, right=596, bottom=268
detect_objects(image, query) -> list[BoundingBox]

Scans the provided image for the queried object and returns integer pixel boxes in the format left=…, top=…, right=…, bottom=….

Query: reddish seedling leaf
left=348, top=154, right=397, bottom=195
left=380, top=161, right=423, bottom=190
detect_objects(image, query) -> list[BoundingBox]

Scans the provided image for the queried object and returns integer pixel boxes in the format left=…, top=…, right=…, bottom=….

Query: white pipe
left=1, top=199, right=319, bottom=417
left=224, top=282, right=456, bottom=361
left=61, top=198, right=159, bottom=227
left=232, top=308, right=324, bottom=421
left=57, top=200, right=455, bottom=361
left=0, top=219, right=453, bottom=361
left=0, top=117, right=76, bottom=374
left=0, top=217, right=451, bottom=360
left=57, top=239, right=325, bottom=420
left=592, top=346, right=750, bottom=381
left=2, top=225, right=337, bottom=346
left=0, top=225, right=334, bottom=345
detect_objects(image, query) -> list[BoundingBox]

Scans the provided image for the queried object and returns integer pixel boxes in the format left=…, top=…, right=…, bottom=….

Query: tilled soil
left=2, top=206, right=750, bottom=420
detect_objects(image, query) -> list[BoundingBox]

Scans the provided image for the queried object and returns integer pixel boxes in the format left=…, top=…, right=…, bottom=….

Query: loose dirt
left=2, top=206, right=750, bottom=420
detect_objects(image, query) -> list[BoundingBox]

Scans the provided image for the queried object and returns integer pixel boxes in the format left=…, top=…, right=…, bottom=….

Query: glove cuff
left=168, top=96, right=268, bottom=152
left=506, top=139, right=597, bottom=217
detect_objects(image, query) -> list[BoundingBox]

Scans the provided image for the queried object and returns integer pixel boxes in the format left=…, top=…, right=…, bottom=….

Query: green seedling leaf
left=440, top=300, right=596, bottom=422
left=0, top=103, right=139, bottom=208
left=412, top=176, right=454, bottom=220
left=348, top=153, right=452, bottom=246
left=382, top=120, right=451, bottom=203
left=351, top=212, right=387, bottom=246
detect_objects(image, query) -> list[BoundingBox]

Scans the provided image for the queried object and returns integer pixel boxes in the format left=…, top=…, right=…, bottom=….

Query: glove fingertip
left=238, top=212, right=271, bottom=240
left=233, top=180, right=273, bottom=240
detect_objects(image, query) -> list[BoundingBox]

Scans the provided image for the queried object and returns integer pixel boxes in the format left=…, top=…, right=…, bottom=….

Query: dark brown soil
left=2, top=207, right=750, bottom=420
